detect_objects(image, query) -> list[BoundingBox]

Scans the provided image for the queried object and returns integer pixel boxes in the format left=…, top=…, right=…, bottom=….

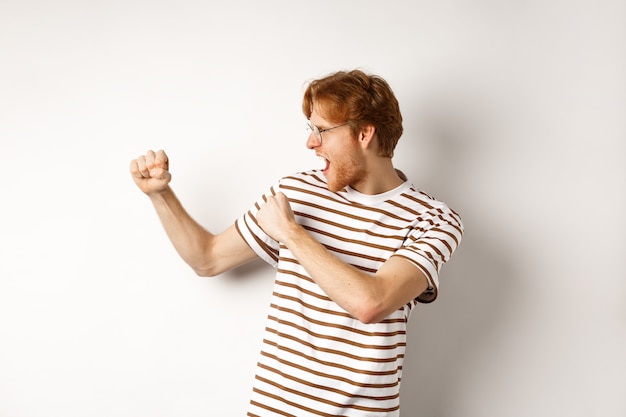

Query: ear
left=358, top=124, right=376, bottom=149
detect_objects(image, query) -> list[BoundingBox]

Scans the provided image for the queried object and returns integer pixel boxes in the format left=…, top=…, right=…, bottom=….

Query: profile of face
left=306, top=108, right=367, bottom=192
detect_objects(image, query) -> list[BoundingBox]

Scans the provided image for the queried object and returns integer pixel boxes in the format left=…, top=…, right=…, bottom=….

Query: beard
left=324, top=151, right=367, bottom=193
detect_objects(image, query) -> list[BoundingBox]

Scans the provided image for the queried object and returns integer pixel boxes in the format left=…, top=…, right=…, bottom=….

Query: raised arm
left=129, top=150, right=257, bottom=276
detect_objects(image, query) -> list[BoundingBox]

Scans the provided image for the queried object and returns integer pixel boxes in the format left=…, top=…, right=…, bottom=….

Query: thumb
left=150, top=167, right=171, bottom=181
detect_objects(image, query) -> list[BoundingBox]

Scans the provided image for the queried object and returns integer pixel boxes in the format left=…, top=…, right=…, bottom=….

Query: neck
left=350, top=157, right=404, bottom=195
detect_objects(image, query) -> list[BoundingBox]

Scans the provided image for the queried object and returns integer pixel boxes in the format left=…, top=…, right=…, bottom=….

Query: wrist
left=147, top=186, right=175, bottom=204
left=281, top=222, right=308, bottom=247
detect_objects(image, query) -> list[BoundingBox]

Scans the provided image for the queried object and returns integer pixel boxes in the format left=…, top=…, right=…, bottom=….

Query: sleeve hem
left=392, top=254, right=439, bottom=304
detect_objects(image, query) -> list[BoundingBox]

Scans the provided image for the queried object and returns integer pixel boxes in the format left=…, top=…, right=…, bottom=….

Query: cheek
left=331, top=152, right=363, bottom=182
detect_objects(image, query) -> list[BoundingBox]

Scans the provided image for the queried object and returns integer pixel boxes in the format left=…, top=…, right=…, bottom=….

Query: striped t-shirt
left=236, top=170, right=463, bottom=417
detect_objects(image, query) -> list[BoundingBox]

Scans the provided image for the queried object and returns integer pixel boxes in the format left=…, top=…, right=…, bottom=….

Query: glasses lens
left=307, top=124, right=322, bottom=141
left=313, top=125, right=322, bottom=139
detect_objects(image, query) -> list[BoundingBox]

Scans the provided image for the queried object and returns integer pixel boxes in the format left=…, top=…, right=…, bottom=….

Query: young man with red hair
left=130, top=70, right=463, bottom=416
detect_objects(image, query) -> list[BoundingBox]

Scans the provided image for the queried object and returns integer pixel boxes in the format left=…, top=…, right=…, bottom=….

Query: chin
left=324, top=175, right=343, bottom=192
left=327, top=183, right=344, bottom=192
left=324, top=163, right=363, bottom=193
left=325, top=177, right=350, bottom=193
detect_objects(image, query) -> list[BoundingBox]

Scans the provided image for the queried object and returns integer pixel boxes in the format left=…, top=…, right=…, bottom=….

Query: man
left=130, top=70, right=463, bottom=416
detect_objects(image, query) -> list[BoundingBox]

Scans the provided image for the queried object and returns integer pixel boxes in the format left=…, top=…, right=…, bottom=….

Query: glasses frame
left=307, top=122, right=350, bottom=145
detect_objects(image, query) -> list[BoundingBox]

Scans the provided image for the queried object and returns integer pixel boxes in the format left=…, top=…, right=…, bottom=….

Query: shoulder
left=276, top=170, right=359, bottom=211
left=400, top=185, right=447, bottom=210
left=277, top=170, right=337, bottom=200
left=277, top=170, right=326, bottom=189
left=397, top=183, right=464, bottom=229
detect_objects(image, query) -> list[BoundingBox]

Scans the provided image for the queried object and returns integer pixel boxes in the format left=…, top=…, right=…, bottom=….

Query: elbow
left=356, top=315, right=377, bottom=325
left=193, top=268, right=215, bottom=278
left=353, top=301, right=387, bottom=325
left=357, top=312, right=385, bottom=325
left=191, top=263, right=220, bottom=278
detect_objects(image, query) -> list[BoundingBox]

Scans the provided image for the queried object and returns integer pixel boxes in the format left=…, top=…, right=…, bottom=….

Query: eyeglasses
left=306, top=122, right=350, bottom=145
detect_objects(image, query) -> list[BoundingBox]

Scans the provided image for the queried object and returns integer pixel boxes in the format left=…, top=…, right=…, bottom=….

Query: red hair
left=302, top=70, right=403, bottom=157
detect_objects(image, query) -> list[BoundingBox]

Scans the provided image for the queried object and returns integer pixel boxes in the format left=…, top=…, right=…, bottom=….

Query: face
left=307, top=109, right=367, bottom=192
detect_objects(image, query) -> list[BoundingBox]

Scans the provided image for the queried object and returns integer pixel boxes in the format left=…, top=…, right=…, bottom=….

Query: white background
left=1, top=1, right=624, bottom=416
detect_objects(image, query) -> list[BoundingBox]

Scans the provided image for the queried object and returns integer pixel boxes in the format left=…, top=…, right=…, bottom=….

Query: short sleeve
left=393, top=203, right=464, bottom=303
left=235, top=184, right=281, bottom=267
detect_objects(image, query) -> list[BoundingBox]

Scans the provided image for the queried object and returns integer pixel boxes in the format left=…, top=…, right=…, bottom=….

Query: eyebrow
left=309, top=121, right=329, bottom=130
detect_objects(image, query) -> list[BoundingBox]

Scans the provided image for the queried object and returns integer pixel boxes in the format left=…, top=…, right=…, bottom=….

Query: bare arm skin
left=256, top=192, right=429, bottom=324
left=129, top=150, right=257, bottom=276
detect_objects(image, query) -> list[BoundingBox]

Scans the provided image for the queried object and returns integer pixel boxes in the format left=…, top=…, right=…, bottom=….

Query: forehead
left=309, top=106, right=334, bottom=127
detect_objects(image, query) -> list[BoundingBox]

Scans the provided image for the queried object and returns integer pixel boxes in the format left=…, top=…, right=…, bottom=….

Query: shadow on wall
left=399, top=86, right=521, bottom=416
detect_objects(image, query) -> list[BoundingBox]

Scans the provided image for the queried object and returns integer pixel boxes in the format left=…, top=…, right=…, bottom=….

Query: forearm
left=147, top=186, right=216, bottom=275
left=256, top=192, right=428, bottom=323
left=282, top=224, right=383, bottom=323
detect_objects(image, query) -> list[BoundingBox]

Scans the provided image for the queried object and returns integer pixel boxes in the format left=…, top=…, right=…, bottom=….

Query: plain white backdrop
left=1, top=1, right=624, bottom=416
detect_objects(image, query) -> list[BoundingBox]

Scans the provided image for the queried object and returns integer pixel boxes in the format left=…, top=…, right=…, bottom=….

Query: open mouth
left=319, top=156, right=330, bottom=174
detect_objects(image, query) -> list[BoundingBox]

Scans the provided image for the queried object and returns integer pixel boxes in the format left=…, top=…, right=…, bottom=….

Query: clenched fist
left=129, top=149, right=172, bottom=195
left=256, top=192, right=298, bottom=243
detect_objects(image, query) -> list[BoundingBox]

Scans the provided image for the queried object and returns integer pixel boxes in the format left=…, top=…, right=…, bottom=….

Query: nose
left=306, top=132, right=320, bottom=149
